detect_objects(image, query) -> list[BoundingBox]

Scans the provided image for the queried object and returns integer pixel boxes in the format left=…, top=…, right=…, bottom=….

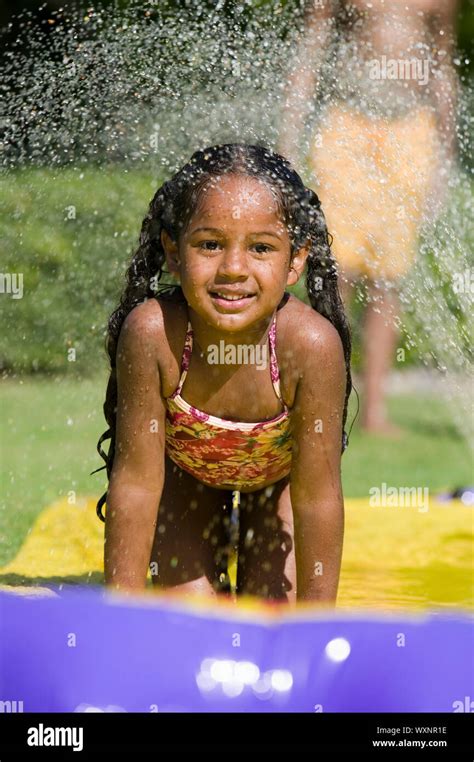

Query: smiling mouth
left=210, top=292, right=256, bottom=303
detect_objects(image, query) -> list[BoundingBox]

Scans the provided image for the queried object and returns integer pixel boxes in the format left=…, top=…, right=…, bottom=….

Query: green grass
left=0, top=373, right=109, bottom=566
left=343, top=391, right=472, bottom=494
left=0, top=166, right=161, bottom=375
left=1, top=374, right=472, bottom=567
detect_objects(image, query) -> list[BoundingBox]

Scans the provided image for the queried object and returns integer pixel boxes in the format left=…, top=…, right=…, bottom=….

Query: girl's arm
left=289, top=314, right=346, bottom=603
left=104, top=301, right=167, bottom=593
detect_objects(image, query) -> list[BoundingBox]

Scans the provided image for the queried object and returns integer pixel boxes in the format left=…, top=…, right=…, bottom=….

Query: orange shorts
left=310, top=105, right=439, bottom=282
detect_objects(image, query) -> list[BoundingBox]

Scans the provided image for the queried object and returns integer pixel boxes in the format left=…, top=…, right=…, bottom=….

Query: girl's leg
left=236, top=476, right=296, bottom=604
left=149, top=454, right=233, bottom=598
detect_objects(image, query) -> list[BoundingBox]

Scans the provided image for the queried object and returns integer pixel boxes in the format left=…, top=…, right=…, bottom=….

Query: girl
left=94, top=143, right=352, bottom=604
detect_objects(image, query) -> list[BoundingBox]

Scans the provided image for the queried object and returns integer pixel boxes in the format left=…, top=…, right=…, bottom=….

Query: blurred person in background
left=279, top=0, right=459, bottom=435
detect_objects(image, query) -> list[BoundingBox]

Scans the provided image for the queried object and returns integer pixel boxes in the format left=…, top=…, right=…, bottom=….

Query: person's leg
left=149, top=454, right=233, bottom=598
left=236, top=476, right=296, bottom=604
left=360, top=281, right=402, bottom=435
left=357, top=110, right=439, bottom=435
left=338, top=271, right=357, bottom=309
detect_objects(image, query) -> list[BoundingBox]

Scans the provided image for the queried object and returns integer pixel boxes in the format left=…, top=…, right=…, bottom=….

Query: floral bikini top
left=164, top=300, right=293, bottom=492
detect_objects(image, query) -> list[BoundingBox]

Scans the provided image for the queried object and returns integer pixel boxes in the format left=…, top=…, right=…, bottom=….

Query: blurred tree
left=1, top=0, right=472, bottom=68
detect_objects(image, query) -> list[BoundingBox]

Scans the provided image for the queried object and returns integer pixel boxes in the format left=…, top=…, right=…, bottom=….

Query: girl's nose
left=216, top=247, right=249, bottom=277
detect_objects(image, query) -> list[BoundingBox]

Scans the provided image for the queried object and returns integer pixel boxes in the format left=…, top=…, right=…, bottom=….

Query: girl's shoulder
left=135, top=295, right=190, bottom=397
left=121, top=295, right=187, bottom=388
left=260, top=293, right=343, bottom=409
left=277, top=293, right=342, bottom=361
left=281, top=295, right=346, bottom=421
left=127, top=293, right=343, bottom=400
left=122, top=296, right=173, bottom=339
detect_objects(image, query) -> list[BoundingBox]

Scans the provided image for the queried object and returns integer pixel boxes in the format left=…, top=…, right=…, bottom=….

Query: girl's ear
left=161, top=229, right=181, bottom=281
left=287, top=241, right=310, bottom=287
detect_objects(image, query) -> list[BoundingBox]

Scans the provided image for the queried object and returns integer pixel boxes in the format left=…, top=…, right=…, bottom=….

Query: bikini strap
left=174, top=320, right=193, bottom=396
left=269, top=311, right=287, bottom=409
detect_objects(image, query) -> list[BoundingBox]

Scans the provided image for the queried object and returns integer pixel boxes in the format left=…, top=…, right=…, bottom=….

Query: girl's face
left=162, top=173, right=309, bottom=331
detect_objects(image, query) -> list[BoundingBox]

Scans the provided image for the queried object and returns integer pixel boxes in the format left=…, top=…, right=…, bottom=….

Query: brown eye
left=199, top=240, right=220, bottom=250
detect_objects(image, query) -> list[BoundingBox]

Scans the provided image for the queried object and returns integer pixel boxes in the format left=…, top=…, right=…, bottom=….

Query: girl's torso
left=158, top=291, right=301, bottom=422
left=156, top=292, right=304, bottom=492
